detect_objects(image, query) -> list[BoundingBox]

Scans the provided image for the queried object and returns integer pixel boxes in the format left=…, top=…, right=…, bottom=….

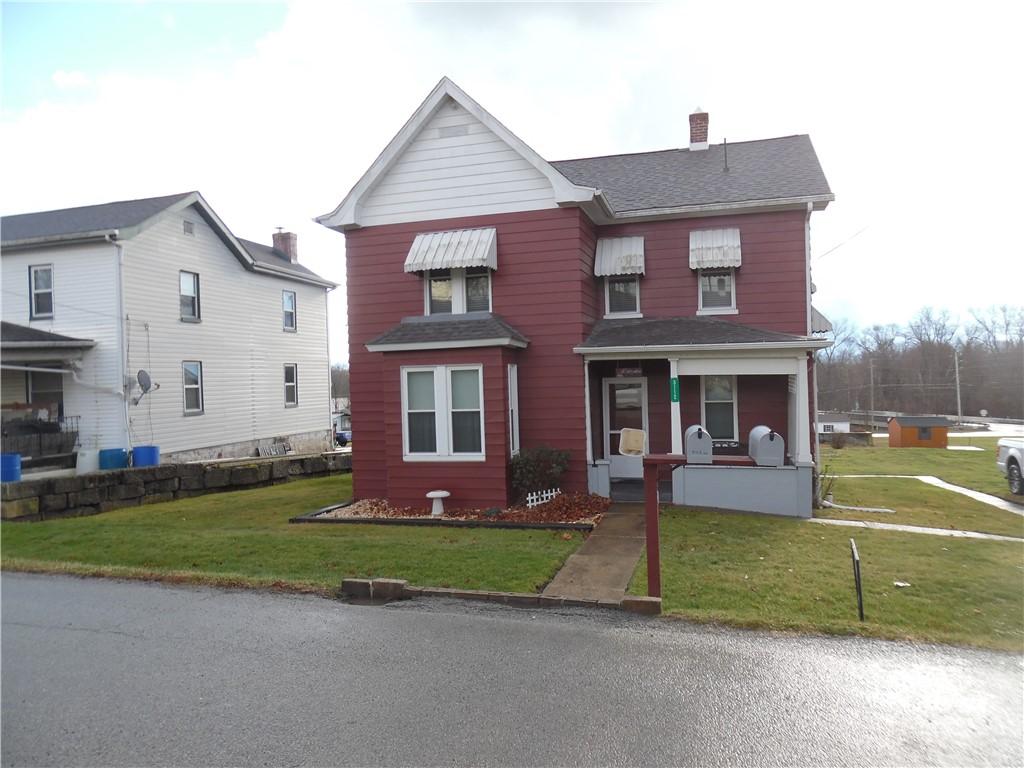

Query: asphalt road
left=2, top=574, right=1021, bottom=767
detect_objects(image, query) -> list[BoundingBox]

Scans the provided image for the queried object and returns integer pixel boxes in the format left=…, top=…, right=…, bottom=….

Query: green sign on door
left=670, top=378, right=680, bottom=403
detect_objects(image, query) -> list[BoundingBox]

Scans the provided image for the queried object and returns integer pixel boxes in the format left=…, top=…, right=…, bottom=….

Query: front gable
left=317, top=78, right=599, bottom=230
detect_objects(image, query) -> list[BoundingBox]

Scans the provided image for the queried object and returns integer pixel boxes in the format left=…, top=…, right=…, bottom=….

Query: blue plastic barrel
left=131, top=445, right=160, bottom=467
left=98, top=448, right=129, bottom=470
left=1, top=453, right=22, bottom=483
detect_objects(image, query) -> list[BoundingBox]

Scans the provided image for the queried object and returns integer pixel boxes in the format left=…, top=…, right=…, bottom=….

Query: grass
left=821, top=476, right=1024, bottom=538
left=629, top=506, right=1024, bottom=651
left=1, top=475, right=583, bottom=594
left=822, top=435, right=1019, bottom=503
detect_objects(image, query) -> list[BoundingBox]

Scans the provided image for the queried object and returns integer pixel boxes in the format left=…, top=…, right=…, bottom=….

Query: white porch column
left=793, top=356, right=812, bottom=463
left=669, top=358, right=683, bottom=454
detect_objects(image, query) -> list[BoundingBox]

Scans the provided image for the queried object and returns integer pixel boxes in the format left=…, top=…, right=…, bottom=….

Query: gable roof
left=1, top=192, right=194, bottom=246
left=551, top=135, right=832, bottom=216
left=1, top=321, right=95, bottom=348
left=316, top=77, right=603, bottom=231
left=366, top=312, right=528, bottom=352
left=2, top=192, right=334, bottom=288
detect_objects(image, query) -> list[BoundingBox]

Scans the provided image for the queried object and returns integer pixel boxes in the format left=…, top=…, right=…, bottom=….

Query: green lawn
left=822, top=476, right=1024, bottom=538
left=630, top=507, right=1024, bottom=651
left=1, top=475, right=583, bottom=594
left=822, top=435, right=1018, bottom=502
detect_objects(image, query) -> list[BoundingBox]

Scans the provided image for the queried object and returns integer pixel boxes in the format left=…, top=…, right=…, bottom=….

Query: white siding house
left=1, top=192, right=336, bottom=463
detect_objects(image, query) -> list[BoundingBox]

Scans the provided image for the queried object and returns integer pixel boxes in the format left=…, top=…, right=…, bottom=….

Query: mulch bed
left=310, top=492, right=611, bottom=527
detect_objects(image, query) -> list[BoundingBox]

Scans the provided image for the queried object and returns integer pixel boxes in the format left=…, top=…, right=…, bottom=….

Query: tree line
left=817, top=306, right=1024, bottom=419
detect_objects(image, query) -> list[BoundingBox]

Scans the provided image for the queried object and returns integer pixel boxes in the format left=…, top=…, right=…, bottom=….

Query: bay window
left=402, top=365, right=485, bottom=460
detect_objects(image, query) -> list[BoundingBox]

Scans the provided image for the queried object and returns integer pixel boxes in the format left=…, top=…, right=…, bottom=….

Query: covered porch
left=576, top=317, right=829, bottom=517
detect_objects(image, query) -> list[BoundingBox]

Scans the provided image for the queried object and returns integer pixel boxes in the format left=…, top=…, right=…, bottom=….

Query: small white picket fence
left=525, top=488, right=561, bottom=508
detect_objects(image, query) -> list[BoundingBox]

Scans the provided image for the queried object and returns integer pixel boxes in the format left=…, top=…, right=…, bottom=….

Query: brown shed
left=887, top=416, right=953, bottom=448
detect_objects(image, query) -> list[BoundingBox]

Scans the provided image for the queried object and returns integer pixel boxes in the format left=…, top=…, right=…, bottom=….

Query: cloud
left=50, top=70, right=91, bottom=89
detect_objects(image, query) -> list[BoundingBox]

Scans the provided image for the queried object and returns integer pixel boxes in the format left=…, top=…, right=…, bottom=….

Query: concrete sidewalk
left=542, top=504, right=645, bottom=602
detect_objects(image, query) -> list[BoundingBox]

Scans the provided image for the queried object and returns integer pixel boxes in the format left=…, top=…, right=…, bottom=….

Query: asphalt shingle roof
left=1, top=321, right=94, bottom=346
left=1, top=193, right=194, bottom=244
left=236, top=238, right=329, bottom=283
left=368, top=313, right=529, bottom=348
left=889, top=416, right=953, bottom=428
left=579, top=317, right=808, bottom=348
left=551, top=135, right=831, bottom=213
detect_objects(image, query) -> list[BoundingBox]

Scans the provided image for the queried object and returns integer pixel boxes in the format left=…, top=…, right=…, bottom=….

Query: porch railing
left=1, top=411, right=80, bottom=459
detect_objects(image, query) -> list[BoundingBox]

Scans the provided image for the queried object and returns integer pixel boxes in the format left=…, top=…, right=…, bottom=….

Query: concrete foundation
left=161, top=429, right=332, bottom=464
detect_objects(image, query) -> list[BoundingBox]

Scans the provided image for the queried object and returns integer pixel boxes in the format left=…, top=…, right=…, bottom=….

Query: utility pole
left=954, top=348, right=962, bottom=425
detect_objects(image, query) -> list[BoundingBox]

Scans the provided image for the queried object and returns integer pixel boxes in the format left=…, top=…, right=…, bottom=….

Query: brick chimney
left=689, top=108, right=709, bottom=151
left=273, top=230, right=298, bottom=263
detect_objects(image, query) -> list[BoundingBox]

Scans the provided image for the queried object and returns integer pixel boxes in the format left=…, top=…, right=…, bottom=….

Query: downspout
left=109, top=234, right=132, bottom=450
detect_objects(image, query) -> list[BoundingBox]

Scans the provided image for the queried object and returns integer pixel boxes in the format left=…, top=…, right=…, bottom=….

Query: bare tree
left=330, top=364, right=350, bottom=399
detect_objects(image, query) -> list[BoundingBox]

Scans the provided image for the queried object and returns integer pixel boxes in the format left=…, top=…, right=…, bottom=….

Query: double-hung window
left=282, top=291, right=297, bottom=331
left=180, top=271, right=200, bottom=321
left=605, top=275, right=640, bottom=316
left=698, top=268, right=736, bottom=314
left=29, top=265, right=54, bottom=319
left=182, top=361, right=204, bottom=414
left=284, top=363, right=298, bottom=406
left=402, top=365, right=485, bottom=460
left=426, top=268, right=491, bottom=315
left=702, top=375, right=737, bottom=440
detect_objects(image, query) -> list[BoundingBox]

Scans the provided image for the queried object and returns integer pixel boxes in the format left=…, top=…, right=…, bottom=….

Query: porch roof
left=366, top=312, right=528, bottom=352
left=1, top=322, right=95, bottom=350
left=575, top=316, right=829, bottom=355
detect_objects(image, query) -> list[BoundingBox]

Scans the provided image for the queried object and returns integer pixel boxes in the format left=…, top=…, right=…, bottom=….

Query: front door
left=603, top=377, right=648, bottom=479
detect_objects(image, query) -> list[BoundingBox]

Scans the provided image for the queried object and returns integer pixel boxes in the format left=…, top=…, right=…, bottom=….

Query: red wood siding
left=596, top=209, right=809, bottom=335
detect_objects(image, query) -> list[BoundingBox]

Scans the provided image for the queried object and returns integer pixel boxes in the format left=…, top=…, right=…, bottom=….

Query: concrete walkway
left=542, top=504, right=645, bottom=602
left=834, top=474, right=1024, bottom=516
left=809, top=516, right=1024, bottom=542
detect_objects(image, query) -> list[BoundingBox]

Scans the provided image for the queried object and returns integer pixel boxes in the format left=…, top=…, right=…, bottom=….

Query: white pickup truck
left=996, top=438, right=1024, bottom=495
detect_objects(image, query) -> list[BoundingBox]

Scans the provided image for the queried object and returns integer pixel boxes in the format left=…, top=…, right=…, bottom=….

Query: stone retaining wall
left=1, top=452, right=352, bottom=522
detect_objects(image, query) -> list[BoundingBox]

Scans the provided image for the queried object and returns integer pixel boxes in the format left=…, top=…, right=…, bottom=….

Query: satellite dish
left=138, top=370, right=152, bottom=393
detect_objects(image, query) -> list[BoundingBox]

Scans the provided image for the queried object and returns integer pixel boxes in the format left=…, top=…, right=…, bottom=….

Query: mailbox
left=684, top=424, right=713, bottom=464
left=748, top=425, right=785, bottom=467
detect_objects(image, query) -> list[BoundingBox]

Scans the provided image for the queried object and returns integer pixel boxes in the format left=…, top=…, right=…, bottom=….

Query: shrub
left=830, top=431, right=848, bottom=449
left=511, top=446, right=570, bottom=500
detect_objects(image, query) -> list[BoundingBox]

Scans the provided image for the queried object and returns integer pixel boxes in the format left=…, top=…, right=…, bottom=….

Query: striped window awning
left=810, top=306, right=833, bottom=334
left=594, top=236, right=645, bottom=276
left=689, top=228, right=742, bottom=269
left=404, top=227, right=497, bottom=273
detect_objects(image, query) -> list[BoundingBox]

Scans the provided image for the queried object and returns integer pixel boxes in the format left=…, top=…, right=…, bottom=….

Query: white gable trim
left=316, top=77, right=598, bottom=231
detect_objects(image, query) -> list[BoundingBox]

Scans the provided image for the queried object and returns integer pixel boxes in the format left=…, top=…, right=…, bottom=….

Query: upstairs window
left=605, top=275, right=640, bottom=316
left=29, top=265, right=54, bottom=319
left=284, top=363, right=298, bottom=406
left=183, top=220, right=195, bottom=236
left=282, top=291, right=297, bottom=331
left=698, top=268, right=735, bottom=314
left=426, top=268, right=491, bottom=315
left=180, top=271, right=200, bottom=321
left=182, top=361, right=204, bottom=414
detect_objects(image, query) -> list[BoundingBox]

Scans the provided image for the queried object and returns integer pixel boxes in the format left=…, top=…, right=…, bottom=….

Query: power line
left=813, top=225, right=869, bottom=262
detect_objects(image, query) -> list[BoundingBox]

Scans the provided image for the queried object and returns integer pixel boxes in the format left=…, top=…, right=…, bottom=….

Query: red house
left=318, top=78, right=833, bottom=517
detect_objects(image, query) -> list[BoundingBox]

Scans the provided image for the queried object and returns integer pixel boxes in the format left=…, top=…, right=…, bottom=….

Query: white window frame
left=182, top=361, right=204, bottom=415
left=697, top=267, right=738, bottom=316
left=400, top=364, right=486, bottom=462
left=507, top=363, right=520, bottom=457
left=29, top=264, right=54, bottom=320
left=604, top=275, right=642, bottom=318
left=282, top=290, right=297, bottom=331
left=424, top=268, right=492, bottom=315
left=822, top=423, right=835, bottom=433
left=179, top=270, right=201, bottom=321
left=284, top=363, right=298, bottom=407
left=700, top=374, right=738, bottom=441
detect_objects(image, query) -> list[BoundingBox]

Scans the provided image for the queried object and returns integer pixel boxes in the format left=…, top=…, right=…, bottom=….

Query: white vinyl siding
left=401, top=364, right=485, bottom=461
left=1, top=242, right=124, bottom=450
left=29, top=264, right=54, bottom=319
left=121, top=206, right=330, bottom=455
left=359, top=99, right=558, bottom=227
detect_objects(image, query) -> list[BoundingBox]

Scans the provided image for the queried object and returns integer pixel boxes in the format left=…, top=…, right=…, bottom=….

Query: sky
left=2, top=1, right=1022, bottom=364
